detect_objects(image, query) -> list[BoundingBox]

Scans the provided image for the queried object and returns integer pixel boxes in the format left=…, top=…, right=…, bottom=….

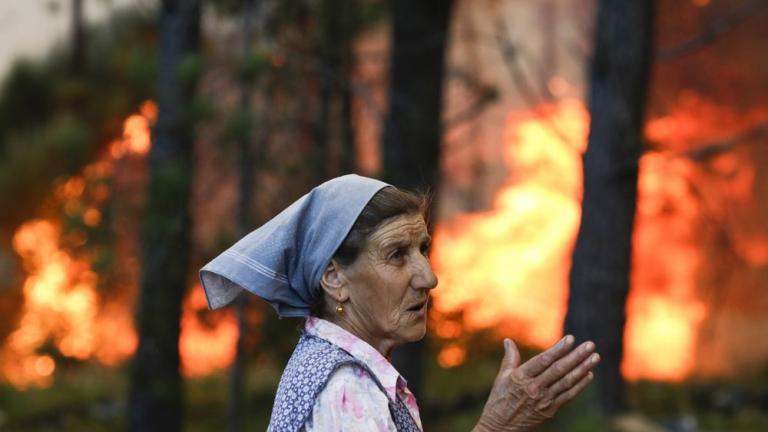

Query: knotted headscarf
left=199, top=174, right=388, bottom=317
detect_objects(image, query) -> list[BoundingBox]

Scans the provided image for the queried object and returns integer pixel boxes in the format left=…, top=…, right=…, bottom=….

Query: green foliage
left=544, top=385, right=610, bottom=432
left=0, top=364, right=127, bottom=431
left=237, top=50, right=271, bottom=84
left=188, top=94, right=219, bottom=124
left=142, top=159, right=192, bottom=241
left=0, top=62, right=54, bottom=142
left=156, top=160, right=191, bottom=194
left=47, top=116, right=93, bottom=170
left=0, top=8, right=158, bottom=233
left=628, top=380, right=693, bottom=418
left=357, top=0, right=390, bottom=30
left=0, top=359, right=285, bottom=431
left=203, top=0, right=243, bottom=16
left=178, top=53, right=204, bottom=87
left=118, top=45, right=158, bottom=89
left=222, top=109, right=254, bottom=145
left=4, top=343, right=768, bottom=431
left=0, top=116, right=92, bottom=225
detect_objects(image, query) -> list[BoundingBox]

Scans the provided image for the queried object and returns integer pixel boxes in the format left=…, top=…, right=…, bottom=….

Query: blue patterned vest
left=267, top=333, right=422, bottom=431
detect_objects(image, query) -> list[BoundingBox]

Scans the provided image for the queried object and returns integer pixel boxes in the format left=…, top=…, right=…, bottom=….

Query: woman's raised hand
left=473, top=336, right=600, bottom=432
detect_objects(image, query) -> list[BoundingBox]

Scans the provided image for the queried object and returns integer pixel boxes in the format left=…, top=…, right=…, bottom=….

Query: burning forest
left=1, top=102, right=238, bottom=388
left=432, top=95, right=768, bottom=383
left=1, top=0, right=768, bottom=431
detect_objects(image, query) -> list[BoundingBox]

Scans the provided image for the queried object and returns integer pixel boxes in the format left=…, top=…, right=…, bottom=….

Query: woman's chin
left=399, top=321, right=428, bottom=343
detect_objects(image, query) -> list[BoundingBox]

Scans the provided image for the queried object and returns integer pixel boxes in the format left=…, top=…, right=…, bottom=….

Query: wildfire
left=432, top=96, right=767, bottom=381
left=4, top=92, right=765, bottom=387
left=2, top=101, right=237, bottom=388
left=432, top=101, right=588, bottom=360
left=110, top=101, right=156, bottom=158
left=179, top=287, right=238, bottom=377
left=2, top=220, right=138, bottom=387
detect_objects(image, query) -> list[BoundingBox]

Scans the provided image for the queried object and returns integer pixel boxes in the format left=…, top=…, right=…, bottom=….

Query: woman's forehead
left=367, top=213, right=429, bottom=246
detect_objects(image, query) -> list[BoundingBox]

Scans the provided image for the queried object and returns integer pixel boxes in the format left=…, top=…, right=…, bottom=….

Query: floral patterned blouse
left=302, top=317, right=423, bottom=431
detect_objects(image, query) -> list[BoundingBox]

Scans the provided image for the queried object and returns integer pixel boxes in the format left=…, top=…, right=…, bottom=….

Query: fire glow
left=1, top=102, right=237, bottom=388
left=3, top=95, right=764, bottom=388
left=431, top=96, right=767, bottom=381
left=4, top=220, right=137, bottom=387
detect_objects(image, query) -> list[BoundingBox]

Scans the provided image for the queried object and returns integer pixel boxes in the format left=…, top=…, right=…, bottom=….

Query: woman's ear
left=319, top=260, right=349, bottom=302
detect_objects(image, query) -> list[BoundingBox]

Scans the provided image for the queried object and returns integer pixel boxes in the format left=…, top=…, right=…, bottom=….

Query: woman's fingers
left=476, top=337, right=599, bottom=431
left=543, top=352, right=600, bottom=401
left=535, top=341, right=596, bottom=387
left=551, top=371, right=594, bottom=410
left=518, top=335, right=575, bottom=377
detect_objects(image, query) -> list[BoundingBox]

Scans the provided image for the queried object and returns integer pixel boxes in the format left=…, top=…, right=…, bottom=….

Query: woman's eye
left=390, top=248, right=407, bottom=261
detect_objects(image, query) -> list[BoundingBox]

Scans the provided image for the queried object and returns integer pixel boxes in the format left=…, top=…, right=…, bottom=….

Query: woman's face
left=339, top=213, right=438, bottom=354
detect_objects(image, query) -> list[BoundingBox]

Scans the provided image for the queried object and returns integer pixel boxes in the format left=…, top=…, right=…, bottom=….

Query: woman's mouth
left=406, top=299, right=428, bottom=313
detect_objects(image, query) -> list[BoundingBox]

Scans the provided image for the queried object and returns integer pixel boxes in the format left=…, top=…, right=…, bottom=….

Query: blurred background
left=1, top=0, right=768, bottom=430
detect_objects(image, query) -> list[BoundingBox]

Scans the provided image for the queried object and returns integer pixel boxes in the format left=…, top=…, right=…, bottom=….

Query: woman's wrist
left=473, top=414, right=525, bottom=432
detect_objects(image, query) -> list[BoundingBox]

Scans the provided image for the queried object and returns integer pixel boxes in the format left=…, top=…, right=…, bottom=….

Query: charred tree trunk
left=383, top=0, right=454, bottom=400
left=382, top=0, right=453, bottom=190
left=315, top=0, right=358, bottom=181
left=564, top=0, right=654, bottom=416
left=128, top=1, right=200, bottom=431
left=229, top=1, right=256, bottom=431
left=71, top=0, right=85, bottom=74
left=338, top=0, right=357, bottom=173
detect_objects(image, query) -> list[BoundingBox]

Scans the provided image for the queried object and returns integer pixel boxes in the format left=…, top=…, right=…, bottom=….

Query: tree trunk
left=382, top=0, right=453, bottom=191
left=315, top=0, right=358, bottom=181
left=228, top=1, right=256, bottom=431
left=382, top=0, right=454, bottom=400
left=71, top=0, right=85, bottom=74
left=338, top=0, right=357, bottom=173
left=128, top=1, right=200, bottom=431
left=563, top=0, right=654, bottom=416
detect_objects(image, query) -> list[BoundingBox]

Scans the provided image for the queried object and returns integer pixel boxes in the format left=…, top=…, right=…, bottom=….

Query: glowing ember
left=437, top=343, right=467, bottom=368
left=110, top=101, right=157, bottom=158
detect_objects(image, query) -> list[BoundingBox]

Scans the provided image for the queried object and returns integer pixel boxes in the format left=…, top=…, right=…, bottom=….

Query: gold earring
left=335, top=303, right=344, bottom=315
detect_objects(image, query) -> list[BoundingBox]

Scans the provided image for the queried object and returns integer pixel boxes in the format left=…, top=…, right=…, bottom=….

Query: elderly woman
left=200, top=175, right=600, bottom=431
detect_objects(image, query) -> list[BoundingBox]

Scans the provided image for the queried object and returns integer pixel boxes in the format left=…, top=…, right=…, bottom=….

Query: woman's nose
left=412, top=254, right=438, bottom=290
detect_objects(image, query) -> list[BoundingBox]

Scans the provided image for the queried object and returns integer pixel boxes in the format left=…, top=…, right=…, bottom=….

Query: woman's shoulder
left=324, top=362, right=381, bottom=390
left=287, top=333, right=357, bottom=369
left=284, top=334, right=388, bottom=393
left=269, top=335, right=361, bottom=430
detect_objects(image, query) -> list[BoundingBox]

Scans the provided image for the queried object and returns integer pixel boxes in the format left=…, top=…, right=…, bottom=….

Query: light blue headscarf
left=199, top=174, right=389, bottom=317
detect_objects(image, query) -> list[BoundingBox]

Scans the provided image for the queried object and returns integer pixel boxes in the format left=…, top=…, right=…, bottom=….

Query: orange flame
left=109, top=101, right=156, bottom=158
left=179, top=287, right=238, bottom=377
left=432, top=97, right=767, bottom=381
left=3, top=101, right=238, bottom=387
left=432, top=101, right=588, bottom=364
left=2, top=220, right=137, bottom=387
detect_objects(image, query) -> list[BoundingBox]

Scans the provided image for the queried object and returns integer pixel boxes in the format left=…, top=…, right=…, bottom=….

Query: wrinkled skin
left=320, top=213, right=437, bottom=358
left=473, top=336, right=600, bottom=431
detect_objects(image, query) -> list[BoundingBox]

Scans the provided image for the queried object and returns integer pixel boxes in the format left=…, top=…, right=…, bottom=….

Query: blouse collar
left=305, top=316, right=408, bottom=402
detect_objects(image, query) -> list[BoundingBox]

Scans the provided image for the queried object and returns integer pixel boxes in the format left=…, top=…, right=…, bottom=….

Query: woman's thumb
left=503, top=338, right=521, bottom=368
